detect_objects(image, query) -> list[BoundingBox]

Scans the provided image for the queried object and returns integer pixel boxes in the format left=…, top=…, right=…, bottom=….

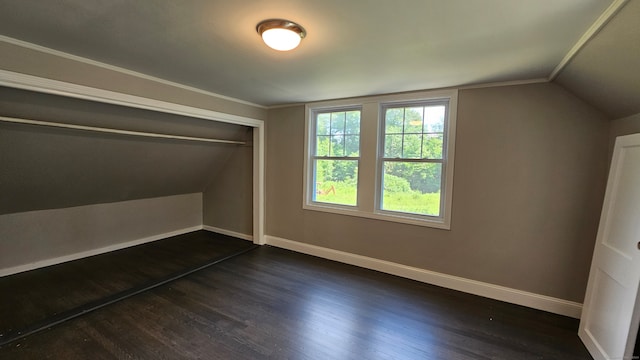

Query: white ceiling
left=0, top=0, right=616, bottom=107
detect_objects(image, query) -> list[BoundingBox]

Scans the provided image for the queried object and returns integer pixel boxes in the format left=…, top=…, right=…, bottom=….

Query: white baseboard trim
left=265, top=235, right=583, bottom=319
left=0, top=226, right=203, bottom=277
left=203, top=225, right=253, bottom=242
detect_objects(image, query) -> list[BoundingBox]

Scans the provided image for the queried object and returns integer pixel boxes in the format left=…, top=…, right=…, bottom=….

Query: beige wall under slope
left=203, top=144, right=253, bottom=236
left=610, top=112, right=640, bottom=154
left=266, top=82, right=609, bottom=303
left=0, top=193, right=202, bottom=274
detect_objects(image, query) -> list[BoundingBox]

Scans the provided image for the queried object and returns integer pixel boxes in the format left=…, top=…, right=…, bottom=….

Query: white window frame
left=376, top=99, right=451, bottom=223
left=303, top=89, right=457, bottom=229
left=305, top=106, right=363, bottom=209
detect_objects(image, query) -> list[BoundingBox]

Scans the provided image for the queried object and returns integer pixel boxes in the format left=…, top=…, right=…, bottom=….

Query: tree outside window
left=380, top=103, right=447, bottom=217
left=312, top=109, right=361, bottom=206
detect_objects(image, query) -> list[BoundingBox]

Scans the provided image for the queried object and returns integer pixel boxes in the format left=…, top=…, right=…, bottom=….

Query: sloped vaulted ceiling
left=555, top=0, right=640, bottom=120
left=0, top=0, right=613, bottom=106
left=0, top=87, right=251, bottom=215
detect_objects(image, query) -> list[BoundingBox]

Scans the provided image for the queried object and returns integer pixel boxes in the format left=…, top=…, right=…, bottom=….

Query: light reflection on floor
left=294, top=282, right=440, bottom=359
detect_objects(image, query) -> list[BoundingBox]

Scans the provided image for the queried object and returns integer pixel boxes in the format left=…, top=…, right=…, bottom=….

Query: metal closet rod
left=0, top=116, right=246, bottom=145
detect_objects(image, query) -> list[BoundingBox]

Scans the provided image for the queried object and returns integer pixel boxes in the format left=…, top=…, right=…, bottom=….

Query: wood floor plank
left=0, top=230, right=255, bottom=338
left=0, top=242, right=592, bottom=359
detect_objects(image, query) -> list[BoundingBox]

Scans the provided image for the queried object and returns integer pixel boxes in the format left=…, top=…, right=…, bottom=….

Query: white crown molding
left=0, top=69, right=263, bottom=127
left=457, top=78, right=549, bottom=90
left=0, top=226, right=203, bottom=277
left=549, top=0, right=630, bottom=80
left=265, top=235, right=583, bottom=319
left=203, top=225, right=253, bottom=242
left=0, top=35, right=266, bottom=109
left=282, top=78, right=549, bottom=109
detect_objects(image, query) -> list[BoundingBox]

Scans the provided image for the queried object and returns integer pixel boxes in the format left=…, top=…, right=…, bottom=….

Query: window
left=379, top=101, right=447, bottom=218
left=304, top=90, right=457, bottom=229
left=310, top=108, right=361, bottom=206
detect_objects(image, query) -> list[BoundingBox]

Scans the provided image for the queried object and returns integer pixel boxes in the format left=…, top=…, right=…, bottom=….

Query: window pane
left=422, top=134, right=443, bottom=159
left=330, top=135, right=345, bottom=156
left=330, top=112, right=346, bottom=135
left=384, top=134, right=402, bottom=158
left=314, top=159, right=358, bottom=206
left=403, top=134, right=422, bottom=158
left=381, top=161, right=442, bottom=216
left=384, top=105, right=444, bottom=160
left=316, top=109, right=361, bottom=158
left=385, top=108, right=404, bottom=133
left=316, top=135, right=330, bottom=156
left=345, top=135, right=360, bottom=156
left=317, top=113, right=331, bottom=135
left=404, top=107, right=424, bottom=133
left=424, top=106, right=445, bottom=133
left=345, top=111, right=360, bottom=135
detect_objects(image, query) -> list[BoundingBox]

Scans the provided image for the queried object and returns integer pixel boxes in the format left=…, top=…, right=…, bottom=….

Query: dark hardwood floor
left=0, top=230, right=256, bottom=340
left=0, top=236, right=592, bottom=359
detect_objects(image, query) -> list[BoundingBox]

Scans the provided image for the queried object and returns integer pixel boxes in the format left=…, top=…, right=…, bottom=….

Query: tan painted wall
left=0, top=193, right=202, bottom=272
left=609, top=112, right=640, bottom=156
left=266, top=82, right=609, bottom=302
left=203, top=144, right=253, bottom=236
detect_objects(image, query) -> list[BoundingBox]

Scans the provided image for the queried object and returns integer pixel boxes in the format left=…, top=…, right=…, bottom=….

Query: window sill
left=302, top=202, right=451, bottom=230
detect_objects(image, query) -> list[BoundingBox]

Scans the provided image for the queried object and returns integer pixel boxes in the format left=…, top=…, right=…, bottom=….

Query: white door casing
left=579, top=133, right=640, bottom=360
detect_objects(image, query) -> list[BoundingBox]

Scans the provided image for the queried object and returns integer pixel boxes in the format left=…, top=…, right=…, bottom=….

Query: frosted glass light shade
left=257, top=19, right=306, bottom=51
left=262, top=28, right=301, bottom=51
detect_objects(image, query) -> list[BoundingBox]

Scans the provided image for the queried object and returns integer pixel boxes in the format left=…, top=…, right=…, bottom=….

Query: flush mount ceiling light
left=256, top=19, right=306, bottom=51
